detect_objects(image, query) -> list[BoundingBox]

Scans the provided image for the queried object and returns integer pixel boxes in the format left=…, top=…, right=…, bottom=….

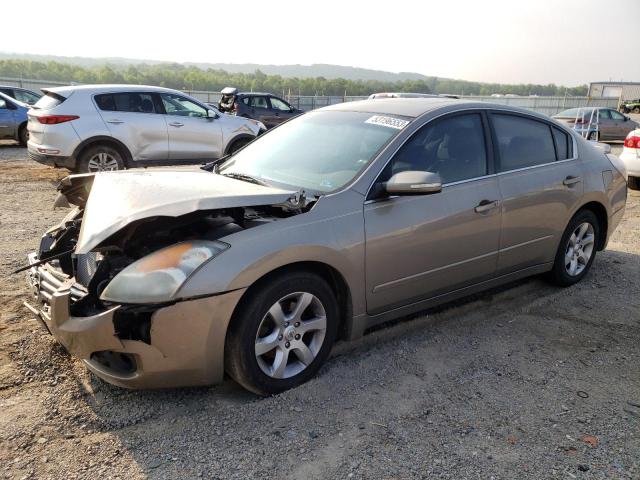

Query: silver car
left=24, top=99, right=627, bottom=395
left=553, top=107, right=639, bottom=141
left=26, top=85, right=265, bottom=173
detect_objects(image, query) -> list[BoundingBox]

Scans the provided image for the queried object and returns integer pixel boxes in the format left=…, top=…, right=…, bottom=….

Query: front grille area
left=27, top=253, right=87, bottom=308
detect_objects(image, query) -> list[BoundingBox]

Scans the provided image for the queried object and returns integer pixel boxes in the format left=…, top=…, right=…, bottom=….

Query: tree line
left=0, top=59, right=588, bottom=97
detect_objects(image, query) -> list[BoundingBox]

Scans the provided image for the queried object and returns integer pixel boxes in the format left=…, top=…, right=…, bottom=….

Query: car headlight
left=100, top=240, right=229, bottom=304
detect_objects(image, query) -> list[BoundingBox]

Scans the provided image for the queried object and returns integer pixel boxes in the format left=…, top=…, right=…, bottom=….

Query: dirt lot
left=0, top=141, right=638, bottom=479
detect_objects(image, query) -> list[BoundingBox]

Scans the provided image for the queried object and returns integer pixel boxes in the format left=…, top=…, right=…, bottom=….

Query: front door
left=489, top=112, right=584, bottom=274
left=160, top=93, right=223, bottom=160
left=364, top=112, right=502, bottom=313
left=268, top=96, right=297, bottom=126
left=609, top=109, right=630, bottom=139
left=0, top=97, right=16, bottom=139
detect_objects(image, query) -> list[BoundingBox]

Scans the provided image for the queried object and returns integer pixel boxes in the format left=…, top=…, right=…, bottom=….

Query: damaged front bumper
left=24, top=252, right=245, bottom=389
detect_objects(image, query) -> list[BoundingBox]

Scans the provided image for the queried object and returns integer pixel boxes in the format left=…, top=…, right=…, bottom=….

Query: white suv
left=27, top=85, right=266, bottom=172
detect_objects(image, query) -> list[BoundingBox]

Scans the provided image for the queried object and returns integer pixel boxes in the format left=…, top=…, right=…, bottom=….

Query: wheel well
left=224, top=135, right=254, bottom=155
left=75, top=137, right=132, bottom=168
left=230, top=261, right=353, bottom=341
left=577, top=202, right=608, bottom=250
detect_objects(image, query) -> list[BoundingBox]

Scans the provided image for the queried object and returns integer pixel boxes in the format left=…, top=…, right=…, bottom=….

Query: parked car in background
left=620, top=128, right=640, bottom=190
left=27, top=85, right=266, bottom=173
left=553, top=107, right=639, bottom=141
left=619, top=99, right=640, bottom=114
left=0, top=91, right=29, bottom=145
left=0, top=86, right=42, bottom=105
left=24, top=99, right=627, bottom=394
left=217, top=92, right=302, bottom=129
left=369, top=93, right=459, bottom=99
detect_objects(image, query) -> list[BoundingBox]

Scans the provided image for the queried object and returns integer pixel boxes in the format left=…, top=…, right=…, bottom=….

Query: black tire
left=77, top=144, right=124, bottom=173
left=628, top=176, right=640, bottom=191
left=18, top=124, right=28, bottom=147
left=225, top=271, right=339, bottom=396
left=587, top=131, right=599, bottom=141
left=228, top=137, right=252, bottom=154
left=547, top=210, right=600, bottom=287
left=633, top=107, right=640, bottom=114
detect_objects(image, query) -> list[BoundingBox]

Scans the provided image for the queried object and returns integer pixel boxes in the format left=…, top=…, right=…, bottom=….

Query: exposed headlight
left=100, top=240, right=229, bottom=304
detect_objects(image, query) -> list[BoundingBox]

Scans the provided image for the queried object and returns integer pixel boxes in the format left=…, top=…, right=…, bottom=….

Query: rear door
left=160, top=93, right=223, bottom=160
left=247, top=96, right=272, bottom=126
left=0, top=96, right=16, bottom=138
left=490, top=112, right=583, bottom=274
left=596, top=109, right=614, bottom=140
left=364, top=112, right=502, bottom=313
left=95, top=92, right=169, bottom=162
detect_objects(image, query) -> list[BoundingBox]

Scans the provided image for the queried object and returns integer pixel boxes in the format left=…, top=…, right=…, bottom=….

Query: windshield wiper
left=221, top=172, right=269, bottom=186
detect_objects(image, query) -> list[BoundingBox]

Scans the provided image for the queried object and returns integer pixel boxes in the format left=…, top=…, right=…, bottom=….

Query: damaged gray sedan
left=24, top=99, right=627, bottom=395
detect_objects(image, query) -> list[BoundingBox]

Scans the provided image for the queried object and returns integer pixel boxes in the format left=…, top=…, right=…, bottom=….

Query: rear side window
left=598, top=109, right=611, bottom=120
left=249, top=96, right=269, bottom=108
left=33, top=92, right=65, bottom=110
left=552, top=127, right=571, bottom=160
left=95, top=93, right=157, bottom=113
left=492, top=114, right=556, bottom=172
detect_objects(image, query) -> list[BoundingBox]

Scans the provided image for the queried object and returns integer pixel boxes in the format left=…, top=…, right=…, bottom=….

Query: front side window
left=219, top=111, right=404, bottom=193
left=13, top=90, right=40, bottom=105
left=270, top=97, right=292, bottom=111
left=160, top=93, right=207, bottom=117
left=249, top=96, right=269, bottom=109
left=380, top=113, right=488, bottom=185
left=610, top=110, right=625, bottom=121
left=492, top=114, right=556, bottom=172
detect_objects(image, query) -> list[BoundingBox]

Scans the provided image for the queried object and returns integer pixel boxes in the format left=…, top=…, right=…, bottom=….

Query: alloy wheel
left=564, top=222, right=595, bottom=276
left=254, top=292, right=327, bottom=379
left=87, top=152, right=120, bottom=172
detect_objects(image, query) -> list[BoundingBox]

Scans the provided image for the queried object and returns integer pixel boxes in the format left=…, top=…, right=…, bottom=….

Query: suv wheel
left=633, top=107, right=640, bottom=114
left=78, top=145, right=124, bottom=173
left=225, top=272, right=338, bottom=395
left=18, top=124, right=29, bottom=146
left=547, top=210, right=600, bottom=287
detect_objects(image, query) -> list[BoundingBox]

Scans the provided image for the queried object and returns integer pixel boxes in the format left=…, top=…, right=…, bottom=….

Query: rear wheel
left=18, top=124, right=28, bottom=146
left=77, top=144, right=124, bottom=173
left=633, top=107, right=640, bottom=114
left=225, top=272, right=338, bottom=395
left=628, top=176, right=640, bottom=191
left=547, top=210, right=600, bottom=287
left=587, top=131, right=599, bottom=141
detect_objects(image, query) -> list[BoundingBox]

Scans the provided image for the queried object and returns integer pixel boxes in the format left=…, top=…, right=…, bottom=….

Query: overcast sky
left=3, top=0, right=639, bottom=86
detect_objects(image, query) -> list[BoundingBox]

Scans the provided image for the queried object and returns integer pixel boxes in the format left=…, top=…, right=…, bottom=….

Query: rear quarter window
left=492, top=114, right=557, bottom=172
left=552, top=127, right=572, bottom=160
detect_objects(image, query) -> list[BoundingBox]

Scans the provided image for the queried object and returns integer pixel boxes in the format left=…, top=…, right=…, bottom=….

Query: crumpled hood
left=69, top=170, right=296, bottom=254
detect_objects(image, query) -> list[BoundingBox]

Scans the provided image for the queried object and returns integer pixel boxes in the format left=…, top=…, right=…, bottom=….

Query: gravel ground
left=0, top=140, right=639, bottom=479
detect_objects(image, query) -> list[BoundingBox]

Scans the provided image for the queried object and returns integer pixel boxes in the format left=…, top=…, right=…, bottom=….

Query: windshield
left=218, top=111, right=408, bottom=193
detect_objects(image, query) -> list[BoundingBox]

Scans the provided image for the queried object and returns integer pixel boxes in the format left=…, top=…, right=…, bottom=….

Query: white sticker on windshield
left=365, top=115, right=409, bottom=130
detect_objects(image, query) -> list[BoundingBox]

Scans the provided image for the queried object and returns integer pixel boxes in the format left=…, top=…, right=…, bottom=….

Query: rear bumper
left=24, top=252, right=246, bottom=389
left=620, top=150, right=640, bottom=177
left=27, top=149, right=75, bottom=169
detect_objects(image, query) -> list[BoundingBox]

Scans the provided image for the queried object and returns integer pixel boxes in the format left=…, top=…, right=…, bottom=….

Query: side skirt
left=346, top=262, right=553, bottom=341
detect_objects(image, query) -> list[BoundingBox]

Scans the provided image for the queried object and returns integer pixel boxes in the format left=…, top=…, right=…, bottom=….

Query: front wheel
left=628, top=176, right=640, bottom=191
left=18, top=125, right=29, bottom=146
left=228, top=137, right=252, bottom=155
left=225, top=272, right=339, bottom=395
left=547, top=210, right=600, bottom=287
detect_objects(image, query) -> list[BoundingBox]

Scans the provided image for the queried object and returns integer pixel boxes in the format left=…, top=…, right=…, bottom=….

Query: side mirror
left=385, top=170, right=442, bottom=195
left=207, top=109, right=218, bottom=119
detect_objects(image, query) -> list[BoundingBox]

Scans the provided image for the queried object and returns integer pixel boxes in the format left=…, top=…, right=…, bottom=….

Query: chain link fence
left=1, top=77, right=619, bottom=116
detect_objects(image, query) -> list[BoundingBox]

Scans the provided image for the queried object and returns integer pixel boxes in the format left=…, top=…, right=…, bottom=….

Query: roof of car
left=44, top=84, right=183, bottom=95
left=237, top=92, right=278, bottom=96
left=320, top=98, right=463, bottom=118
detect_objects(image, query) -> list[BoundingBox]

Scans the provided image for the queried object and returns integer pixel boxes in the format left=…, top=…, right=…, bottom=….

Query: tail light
left=37, top=115, right=79, bottom=125
left=233, top=102, right=238, bottom=112
left=624, top=135, right=640, bottom=149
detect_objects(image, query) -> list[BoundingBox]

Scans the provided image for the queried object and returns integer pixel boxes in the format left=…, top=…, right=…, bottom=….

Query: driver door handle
left=474, top=200, right=500, bottom=213
left=106, top=119, right=124, bottom=124
left=563, top=175, right=581, bottom=186
left=169, top=122, right=184, bottom=127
